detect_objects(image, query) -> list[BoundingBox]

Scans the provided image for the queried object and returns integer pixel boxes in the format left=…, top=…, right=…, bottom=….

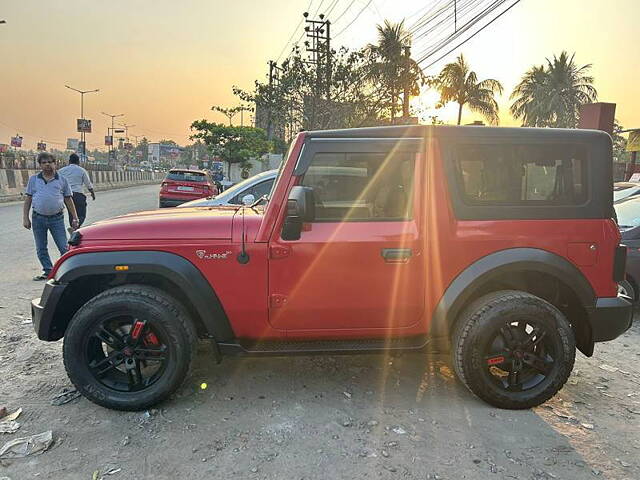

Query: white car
left=178, top=170, right=277, bottom=207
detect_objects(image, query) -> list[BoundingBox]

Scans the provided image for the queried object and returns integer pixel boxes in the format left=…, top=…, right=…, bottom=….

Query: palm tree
left=509, top=65, right=549, bottom=127
left=510, top=51, right=597, bottom=128
left=366, top=20, right=425, bottom=121
left=434, top=54, right=503, bottom=125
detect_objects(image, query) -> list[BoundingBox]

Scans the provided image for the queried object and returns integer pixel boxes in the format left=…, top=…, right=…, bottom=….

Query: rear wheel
left=63, top=285, right=197, bottom=411
left=453, top=290, right=575, bottom=409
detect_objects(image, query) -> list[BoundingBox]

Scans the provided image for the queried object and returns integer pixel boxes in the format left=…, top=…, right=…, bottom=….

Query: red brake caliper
left=131, top=320, right=145, bottom=341
left=487, top=355, right=506, bottom=366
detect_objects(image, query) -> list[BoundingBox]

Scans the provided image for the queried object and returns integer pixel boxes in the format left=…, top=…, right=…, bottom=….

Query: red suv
left=159, top=169, right=216, bottom=207
left=31, top=125, right=632, bottom=411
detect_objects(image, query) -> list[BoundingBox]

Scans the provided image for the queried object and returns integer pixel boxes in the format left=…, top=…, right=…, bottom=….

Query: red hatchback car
left=158, top=169, right=217, bottom=207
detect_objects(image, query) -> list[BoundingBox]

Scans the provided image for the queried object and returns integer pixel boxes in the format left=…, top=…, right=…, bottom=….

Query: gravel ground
left=1, top=184, right=639, bottom=480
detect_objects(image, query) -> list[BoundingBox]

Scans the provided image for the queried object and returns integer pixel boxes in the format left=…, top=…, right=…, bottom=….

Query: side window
left=301, top=151, right=415, bottom=221
left=456, top=143, right=587, bottom=205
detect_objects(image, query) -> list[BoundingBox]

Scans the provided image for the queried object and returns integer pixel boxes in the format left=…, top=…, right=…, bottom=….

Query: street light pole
left=101, top=112, right=124, bottom=167
left=65, top=85, right=99, bottom=158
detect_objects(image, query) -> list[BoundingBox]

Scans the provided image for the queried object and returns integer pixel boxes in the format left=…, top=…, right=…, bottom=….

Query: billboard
left=104, top=135, right=113, bottom=146
left=37, top=142, right=47, bottom=151
left=627, top=131, right=640, bottom=152
left=77, top=119, right=92, bottom=133
left=10, top=136, right=23, bottom=147
left=67, top=138, right=79, bottom=150
left=148, top=143, right=182, bottom=165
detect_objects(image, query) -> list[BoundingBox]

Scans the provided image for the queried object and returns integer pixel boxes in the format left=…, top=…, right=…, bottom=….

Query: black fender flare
left=54, top=251, right=234, bottom=341
left=429, top=247, right=596, bottom=338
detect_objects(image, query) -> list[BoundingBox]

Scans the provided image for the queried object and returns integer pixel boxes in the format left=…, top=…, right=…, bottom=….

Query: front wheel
left=453, top=290, right=575, bottom=410
left=63, top=285, right=197, bottom=411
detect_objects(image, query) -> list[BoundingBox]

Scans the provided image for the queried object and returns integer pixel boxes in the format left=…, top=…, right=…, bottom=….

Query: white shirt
left=58, top=164, right=94, bottom=194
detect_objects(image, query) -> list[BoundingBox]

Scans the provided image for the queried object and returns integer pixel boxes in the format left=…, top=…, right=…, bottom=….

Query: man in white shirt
left=58, top=153, right=96, bottom=228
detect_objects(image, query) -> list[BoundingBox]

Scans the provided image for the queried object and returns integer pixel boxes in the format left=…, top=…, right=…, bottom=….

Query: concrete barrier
left=0, top=169, right=164, bottom=202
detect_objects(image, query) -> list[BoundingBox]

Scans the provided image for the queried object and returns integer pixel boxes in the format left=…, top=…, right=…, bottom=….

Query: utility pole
left=303, top=12, right=332, bottom=128
left=101, top=112, right=124, bottom=167
left=65, top=85, right=99, bottom=158
left=402, top=45, right=411, bottom=119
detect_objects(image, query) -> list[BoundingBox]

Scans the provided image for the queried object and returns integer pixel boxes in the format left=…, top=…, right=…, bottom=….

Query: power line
left=415, top=0, right=507, bottom=62
left=324, top=0, right=342, bottom=17
left=332, top=0, right=357, bottom=24
left=313, top=0, right=327, bottom=17
left=418, top=0, right=522, bottom=70
left=333, top=0, right=375, bottom=38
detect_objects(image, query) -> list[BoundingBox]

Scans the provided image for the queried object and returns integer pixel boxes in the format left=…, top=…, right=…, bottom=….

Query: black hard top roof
left=305, top=125, right=612, bottom=142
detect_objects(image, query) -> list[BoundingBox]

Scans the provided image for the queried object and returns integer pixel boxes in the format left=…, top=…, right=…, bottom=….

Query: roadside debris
left=0, top=408, right=20, bottom=422
left=598, top=364, right=619, bottom=373
left=392, top=426, right=407, bottom=435
left=0, top=407, right=6, bottom=419
left=343, top=391, right=352, bottom=399
left=51, top=387, right=81, bottom=406
left=0, top=421, right=20, bottom=434
left=93, top=467, right=122, bottom=479
left=0, top=430, right=53, bottom=459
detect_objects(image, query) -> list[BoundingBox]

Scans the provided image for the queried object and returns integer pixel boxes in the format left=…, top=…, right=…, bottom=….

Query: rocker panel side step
left=217, top=335, right=431, bottom=356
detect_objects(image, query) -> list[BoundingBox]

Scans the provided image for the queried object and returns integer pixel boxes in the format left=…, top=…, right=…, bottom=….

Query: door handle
left=381, top=248, right=412, bottom=262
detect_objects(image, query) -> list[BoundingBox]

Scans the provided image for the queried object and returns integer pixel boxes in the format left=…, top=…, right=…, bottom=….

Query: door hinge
left=270, top=245, right=291, bottom=259
left=270, top=294, right=288, bottom=308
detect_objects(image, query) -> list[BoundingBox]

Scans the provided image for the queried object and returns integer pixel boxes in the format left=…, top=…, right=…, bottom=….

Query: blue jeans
left=32, top=211, right=68, bottom=274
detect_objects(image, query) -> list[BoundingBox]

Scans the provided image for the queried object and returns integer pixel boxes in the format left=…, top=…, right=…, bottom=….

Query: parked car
left=32, top=125, right=632, bottom=412
left=158, top=169, right=216, bottom=207
left=614, top=182, right=640, bottom=203
left=178, top=169, right=277, bottom=207
left=614, top=195, right=640, bottom=300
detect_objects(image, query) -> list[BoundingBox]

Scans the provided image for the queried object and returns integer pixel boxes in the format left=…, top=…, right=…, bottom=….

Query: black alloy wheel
left=453, top=290, right=575, bottom=409
left=482, top=319, right=557, bottom=393
left=86, top=315, right=168, bottom=392
left=63, top=285, right=197, bottom=411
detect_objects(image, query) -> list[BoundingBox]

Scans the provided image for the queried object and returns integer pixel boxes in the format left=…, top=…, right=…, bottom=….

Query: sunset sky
left=0, top=0, right=638, bottom=150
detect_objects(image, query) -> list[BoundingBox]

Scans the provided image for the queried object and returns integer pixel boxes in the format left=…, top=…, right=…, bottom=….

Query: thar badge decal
left=195, top=249, right=232, bottom=260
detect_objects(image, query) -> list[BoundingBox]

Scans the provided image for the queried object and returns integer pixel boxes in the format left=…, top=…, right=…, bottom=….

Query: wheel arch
left=430, top=248, right=596, bottom=356
left=47, top=251, right=234, bottom=341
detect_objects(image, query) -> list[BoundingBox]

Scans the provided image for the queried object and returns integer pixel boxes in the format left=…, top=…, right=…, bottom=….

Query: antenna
left=237, top=206, right=250, bottom=264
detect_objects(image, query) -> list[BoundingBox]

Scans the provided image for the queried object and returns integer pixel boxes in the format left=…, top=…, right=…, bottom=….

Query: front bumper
left=31, top=280, right=67, bottom=341
left=586, top=294, right=633, bottom=342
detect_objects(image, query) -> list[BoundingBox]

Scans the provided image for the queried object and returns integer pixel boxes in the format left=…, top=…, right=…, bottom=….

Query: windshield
left=218, top=171, right=276, bottom=200
left=615, top=197, right=640, bottom=228
left=166, top=171, right=206, bottom=182
left=614, top=186, right=640, bottom=202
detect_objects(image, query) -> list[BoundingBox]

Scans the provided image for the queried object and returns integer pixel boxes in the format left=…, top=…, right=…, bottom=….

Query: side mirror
left=241, top=194, right=255, bottom=206
left=282, top=186, right=315, bottom=240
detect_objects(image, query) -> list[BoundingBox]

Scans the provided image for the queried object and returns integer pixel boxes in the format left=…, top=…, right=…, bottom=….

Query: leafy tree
left=433, top=54, right=503, bottom=125
left=510, top=51, right=597, bottom=128
left=189, top=121, right=271, bottom=175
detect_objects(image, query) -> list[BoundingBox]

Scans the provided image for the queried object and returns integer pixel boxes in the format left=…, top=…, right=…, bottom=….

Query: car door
left=268, top=137, right=425, bottom=333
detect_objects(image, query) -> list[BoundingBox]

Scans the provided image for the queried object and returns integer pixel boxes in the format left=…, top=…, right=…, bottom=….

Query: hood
left=79, top=206, right=241, bottom=241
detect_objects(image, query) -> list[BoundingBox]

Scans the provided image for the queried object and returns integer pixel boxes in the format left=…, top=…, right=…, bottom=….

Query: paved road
left=0, top=184, right=160, bottom=285
left=1, top=184, right=639, bottom=479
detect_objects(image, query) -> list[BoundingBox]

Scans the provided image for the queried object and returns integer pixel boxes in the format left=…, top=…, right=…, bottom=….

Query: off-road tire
left=63, top=284, right=197, bottom=411
left=452, top=290, right=575, bottom=410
